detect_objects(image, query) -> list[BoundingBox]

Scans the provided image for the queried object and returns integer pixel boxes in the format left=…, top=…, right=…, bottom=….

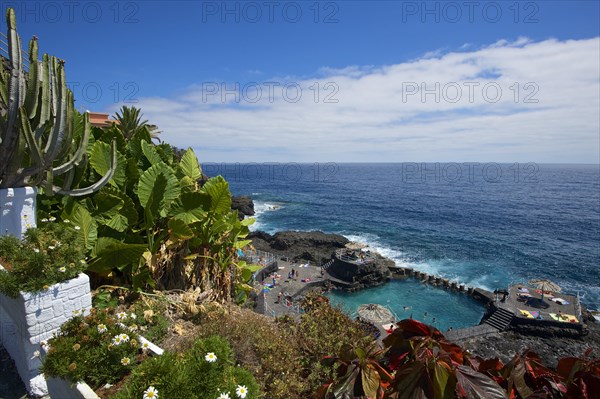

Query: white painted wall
left=0, top=187, right=37, bottom=239
left=0, top=274, right=92, bottom=397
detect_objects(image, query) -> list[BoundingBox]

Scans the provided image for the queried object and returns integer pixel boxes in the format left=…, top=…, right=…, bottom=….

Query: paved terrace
left=254, top=259, right=326, bottom=318
left=500, top=284, right=582, bottom=325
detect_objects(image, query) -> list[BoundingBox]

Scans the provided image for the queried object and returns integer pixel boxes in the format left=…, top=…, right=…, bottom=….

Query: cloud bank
left=113, top=37, right=600, bottom=163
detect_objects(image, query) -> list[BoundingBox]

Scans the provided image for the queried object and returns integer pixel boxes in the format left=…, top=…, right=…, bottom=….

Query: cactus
left=0, top=8, right=116, bottom=196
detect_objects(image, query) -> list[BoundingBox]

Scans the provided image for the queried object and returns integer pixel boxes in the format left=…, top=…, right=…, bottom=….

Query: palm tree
left=113, top=106, right=157, bottom=141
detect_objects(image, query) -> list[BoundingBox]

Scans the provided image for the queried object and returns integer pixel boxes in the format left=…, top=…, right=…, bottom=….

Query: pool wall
left=388, top=266, right=495, bottom=305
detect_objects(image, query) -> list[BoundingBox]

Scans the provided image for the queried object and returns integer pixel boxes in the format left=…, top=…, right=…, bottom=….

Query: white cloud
left=111, top=37, right=600, bottom=163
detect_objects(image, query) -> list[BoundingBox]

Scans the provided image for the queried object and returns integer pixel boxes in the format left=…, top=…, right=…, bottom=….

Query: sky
left=2, top=0, right=600, bottom=163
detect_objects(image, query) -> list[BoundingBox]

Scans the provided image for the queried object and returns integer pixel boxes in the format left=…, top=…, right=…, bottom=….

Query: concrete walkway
left=256, top=260, right=325, bottom=318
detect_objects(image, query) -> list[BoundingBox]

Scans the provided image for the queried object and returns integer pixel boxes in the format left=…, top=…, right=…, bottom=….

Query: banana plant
left=61, top=126, right=258, bottom=300
left=0, top=8, right=116, bottom=195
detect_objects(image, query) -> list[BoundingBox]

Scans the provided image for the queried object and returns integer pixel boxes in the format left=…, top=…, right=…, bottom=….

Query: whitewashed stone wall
left=0, top=273, right=92, bottom=397
left=0, top=187, right=37, bottom=239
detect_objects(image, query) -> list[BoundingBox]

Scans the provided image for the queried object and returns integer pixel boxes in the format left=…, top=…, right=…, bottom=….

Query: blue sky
left=3, top=1, right=600, bottom=162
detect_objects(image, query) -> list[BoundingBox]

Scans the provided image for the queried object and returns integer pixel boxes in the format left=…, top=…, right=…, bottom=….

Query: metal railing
left=335, top=248, right=375, bottom=264
left=322, top=259, right=334, bottom=270
left=0, top=32, right=31, bottom=71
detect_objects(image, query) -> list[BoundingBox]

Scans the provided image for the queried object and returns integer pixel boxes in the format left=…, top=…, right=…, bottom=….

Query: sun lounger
left=519, top=309, right=534, bottom=318
left=517, top=287, right=529, bottom=293
left=550, top=297, right=570, bottom=305
left=549, top=313, right=578, bottom=323
left=563, top=314, right=578, bottom=323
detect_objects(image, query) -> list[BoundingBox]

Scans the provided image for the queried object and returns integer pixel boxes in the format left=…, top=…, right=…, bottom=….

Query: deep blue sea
left=206, top=163, right=600, bottom=317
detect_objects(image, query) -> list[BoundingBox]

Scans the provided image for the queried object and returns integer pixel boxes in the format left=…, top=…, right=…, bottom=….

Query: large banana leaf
left=141, top=139, right=162, bottom=166
left=200, top=176, right=231, bottom=215
left=89, top=140, right=126, bottom=188
left=168, top=218, right=194, bottom=240
left=178, top=148, right=202, bottom=181
left=65, top=203, right=98, bottom=252
left=93, top=189, right=138, bottom=232
left=169, top=192, right=210, bottom=223
left=136, top=162, right=180, bottom=217
left=88, top=237, right=147, bottom=274
left=240, top=217, right=256, bottom=227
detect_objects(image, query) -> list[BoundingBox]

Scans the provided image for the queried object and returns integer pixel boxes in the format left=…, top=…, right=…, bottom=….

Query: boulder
left=231, top=196, right=255, bottom=220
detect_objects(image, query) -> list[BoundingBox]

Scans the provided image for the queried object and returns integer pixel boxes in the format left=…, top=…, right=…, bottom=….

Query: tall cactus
left=0, top=8, right=116, bottom=196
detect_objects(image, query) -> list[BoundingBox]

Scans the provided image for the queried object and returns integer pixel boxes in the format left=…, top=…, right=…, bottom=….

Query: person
left=277, top=292, right=283, bottom=304
left=272, top=275, right=277, bottom=286
left=291, top=268, right=296, bottom=280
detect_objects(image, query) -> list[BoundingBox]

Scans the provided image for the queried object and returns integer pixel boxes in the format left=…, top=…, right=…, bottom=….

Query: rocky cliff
left=232, top=196, right=255, bottom=220
left=249, top=230, right=393, bottom=289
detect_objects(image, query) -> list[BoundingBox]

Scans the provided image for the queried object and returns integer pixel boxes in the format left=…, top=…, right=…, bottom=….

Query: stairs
left=484, top=307, right=514, bottom=331
left=321, top=259, right=335, bottom=270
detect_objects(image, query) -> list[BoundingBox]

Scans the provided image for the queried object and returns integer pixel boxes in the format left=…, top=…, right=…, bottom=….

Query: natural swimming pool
left=326, top=279, right=486, bottom=332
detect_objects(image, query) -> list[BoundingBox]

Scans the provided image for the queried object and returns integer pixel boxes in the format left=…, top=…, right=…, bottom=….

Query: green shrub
left=192, top=297, right=374, bottom=399
left=0, top=218, right=86, bottom=297
left=112, top=336, right=262, bottom=399
left=41, top=306, right=167, bottom=389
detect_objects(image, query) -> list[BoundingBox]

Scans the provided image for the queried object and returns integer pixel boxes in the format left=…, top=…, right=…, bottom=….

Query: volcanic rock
left=232, top=196, right=255, bottom=220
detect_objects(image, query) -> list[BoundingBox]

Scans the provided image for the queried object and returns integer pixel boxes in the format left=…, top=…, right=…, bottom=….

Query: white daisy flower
left=73, top=309, right=81, bottom=316
left=58, top=266, right=66, bottom=273
left=120, top=357, right=131, bottom=366
left=143, top=386, right=159, bottom=399
left=41, top=218, right=48, bottom=222
left=97, top=324, right=107, bottom=333
left=74, top=225, right=81, bottom=230
left=116, top=311, right=128, bottom=320
left=112, top=335, right=122, bottom=346
left=119, top=333, right=130, bottom=342
left=217, top=394, right=230, bottom=399
left=235, top=386, right=248, bottom=398
left=49, top=217, right=56, bottom=222
left=130, top=313, right=137, bottom=319
left=205, top=352, right=217, bottom=362
left=64, top=219, right=70, bottom=223
left=33, top=248, right=40, bottom=253
left=48, top=245, right=55, bottom=250
left=141, top=341, right=151, bottom=351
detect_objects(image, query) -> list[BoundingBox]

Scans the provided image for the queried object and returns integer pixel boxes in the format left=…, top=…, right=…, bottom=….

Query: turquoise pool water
left=326, top=279, right=486, bottom=332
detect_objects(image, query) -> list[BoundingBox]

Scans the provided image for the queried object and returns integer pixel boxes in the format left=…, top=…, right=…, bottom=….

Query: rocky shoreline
left=240, top=197, right=599, bottom=369
left=248, top=230, right=393, bottom=289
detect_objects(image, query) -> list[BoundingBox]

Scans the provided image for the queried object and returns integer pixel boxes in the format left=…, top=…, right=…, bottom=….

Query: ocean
left=206, top=163, right=600, bottom=316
